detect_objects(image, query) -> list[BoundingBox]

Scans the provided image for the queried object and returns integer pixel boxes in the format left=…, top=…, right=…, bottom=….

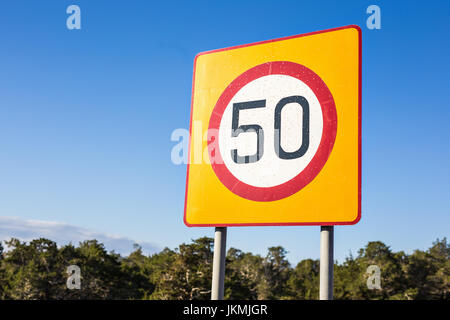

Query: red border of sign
left=208, top=61, right=337, bottom=202
left=184, top=25, right=362, bottom=227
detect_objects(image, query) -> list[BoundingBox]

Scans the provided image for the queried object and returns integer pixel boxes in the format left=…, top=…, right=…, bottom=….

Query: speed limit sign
left=184, top=25, right=361, bottom=226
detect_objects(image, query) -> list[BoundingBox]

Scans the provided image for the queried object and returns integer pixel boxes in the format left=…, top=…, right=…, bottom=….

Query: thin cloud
left=0, top=216, right=160, bottom=256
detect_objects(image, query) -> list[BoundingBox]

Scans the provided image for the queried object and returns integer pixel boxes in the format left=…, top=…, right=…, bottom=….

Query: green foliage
left=258, top=246, right=291, bottom=299
left=225, top=248, right=263, bottom=299
left=150, top=237, right=213, bottom=300
left=0, top=237, right=448, bottom=300
left=287, top=259, right=319, bottom=299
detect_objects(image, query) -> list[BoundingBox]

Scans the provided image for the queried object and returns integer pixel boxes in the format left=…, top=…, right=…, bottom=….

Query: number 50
left=231, top=95, right=310, bottom=164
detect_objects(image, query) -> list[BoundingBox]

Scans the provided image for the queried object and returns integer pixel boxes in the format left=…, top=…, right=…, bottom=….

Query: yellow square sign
left=184, top=25, right=361, bottom=226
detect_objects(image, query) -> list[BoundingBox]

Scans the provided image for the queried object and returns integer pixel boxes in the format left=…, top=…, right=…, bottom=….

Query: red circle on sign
left=208, top=61, right=337, bottom=202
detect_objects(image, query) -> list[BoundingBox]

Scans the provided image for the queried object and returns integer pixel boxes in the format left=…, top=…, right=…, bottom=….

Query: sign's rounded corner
left=348, top=211, right=362, bottom=225
left=193, top=50, right=210, bottom=64
left=183, top=213, right=195, bottom=227
left=346, top=24, right=362, bottom=34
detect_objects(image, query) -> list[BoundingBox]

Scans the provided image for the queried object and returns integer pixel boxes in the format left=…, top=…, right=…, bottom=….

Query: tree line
left=0, top=237, right=448, bottom=299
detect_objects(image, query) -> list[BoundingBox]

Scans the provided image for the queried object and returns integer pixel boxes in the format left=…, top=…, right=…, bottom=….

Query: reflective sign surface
left=184, top=25, right=361, bottom=226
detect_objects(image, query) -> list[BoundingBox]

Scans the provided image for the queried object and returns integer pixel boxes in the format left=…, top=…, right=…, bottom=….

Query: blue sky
left=0, top=0, right=449, bottom=263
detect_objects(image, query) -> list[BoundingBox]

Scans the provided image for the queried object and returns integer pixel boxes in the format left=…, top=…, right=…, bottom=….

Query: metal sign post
left=211, top=227, right=227, bottom=300
left=320, top=226, right=334, bottom=300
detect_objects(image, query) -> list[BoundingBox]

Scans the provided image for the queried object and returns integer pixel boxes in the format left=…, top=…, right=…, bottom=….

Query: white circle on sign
left=218, top=74, right=323, bottom=188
